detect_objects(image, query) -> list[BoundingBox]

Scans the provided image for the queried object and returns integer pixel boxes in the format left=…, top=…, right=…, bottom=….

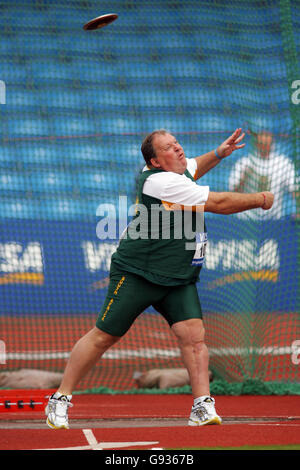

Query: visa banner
left=0, top=217, right=298, bottom=314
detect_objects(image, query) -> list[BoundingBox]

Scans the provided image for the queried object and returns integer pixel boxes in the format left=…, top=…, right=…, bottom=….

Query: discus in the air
left=83, top=13, right=118, bottom=31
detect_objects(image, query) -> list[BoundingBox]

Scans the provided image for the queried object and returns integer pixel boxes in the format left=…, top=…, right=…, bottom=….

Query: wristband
left=215, top=148, right=223, bottom=160
left=261, top=193, right=267, bottom=209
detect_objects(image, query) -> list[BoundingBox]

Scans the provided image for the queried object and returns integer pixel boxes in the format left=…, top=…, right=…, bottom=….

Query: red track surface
left=2, top=424, right=300, bottom=451
left=1, top=312, right=298, bottom=390
left=1, top=394, right=300, bottom=450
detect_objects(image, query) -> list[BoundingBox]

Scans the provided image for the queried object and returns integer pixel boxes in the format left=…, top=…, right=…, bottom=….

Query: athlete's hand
left=260, top=191, right=274, bottom=210
left=216, top=128, right=246, bottom=159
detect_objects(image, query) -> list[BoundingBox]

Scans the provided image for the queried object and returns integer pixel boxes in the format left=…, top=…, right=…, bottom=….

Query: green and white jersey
left=111, top=158, right=210, bottom=286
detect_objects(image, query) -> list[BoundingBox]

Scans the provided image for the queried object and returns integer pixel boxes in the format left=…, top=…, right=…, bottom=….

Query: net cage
left=0, top=0, right=299, bottom=393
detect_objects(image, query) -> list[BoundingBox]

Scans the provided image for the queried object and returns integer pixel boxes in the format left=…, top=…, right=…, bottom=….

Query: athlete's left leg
left=171, top=318, right=221, bottom=425
left=171, top=318, right=210, bottom=398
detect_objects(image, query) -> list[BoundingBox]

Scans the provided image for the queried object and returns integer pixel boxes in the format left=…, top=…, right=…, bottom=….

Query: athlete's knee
left=172, top=318, right=205, bottom=348
left=89, top=326, right=120, bottom=350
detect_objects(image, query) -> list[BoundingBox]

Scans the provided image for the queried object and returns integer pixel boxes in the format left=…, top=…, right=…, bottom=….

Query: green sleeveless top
left=111, top=167, right=207, bottom=286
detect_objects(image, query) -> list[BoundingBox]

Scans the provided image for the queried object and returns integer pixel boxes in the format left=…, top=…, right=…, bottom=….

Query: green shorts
left=96, top=265, right=202, bottom=337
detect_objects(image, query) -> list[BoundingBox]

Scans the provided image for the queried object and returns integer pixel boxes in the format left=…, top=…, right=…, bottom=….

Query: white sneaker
left=45, top=393, right=73, bottom=429
left=188, top=396, right=222, bottom=426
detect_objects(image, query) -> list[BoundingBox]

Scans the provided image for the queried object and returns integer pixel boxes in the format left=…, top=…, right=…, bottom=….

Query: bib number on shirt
left=191, top=232, right=208, bottom=266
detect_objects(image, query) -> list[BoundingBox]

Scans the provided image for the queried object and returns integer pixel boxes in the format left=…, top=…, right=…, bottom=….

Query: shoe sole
left=45, top=406, right=69, bottom=430
left=46, top=417, right=69, bottom=429
left=188, top=416, right=222, bottom=426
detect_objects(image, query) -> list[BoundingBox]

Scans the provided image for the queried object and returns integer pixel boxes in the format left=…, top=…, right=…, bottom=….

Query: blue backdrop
left=0, top=217, right=298, bottom=315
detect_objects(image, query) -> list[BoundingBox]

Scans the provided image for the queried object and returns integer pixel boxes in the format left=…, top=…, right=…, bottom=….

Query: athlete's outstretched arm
left=204, top=191, right=274, bottom=215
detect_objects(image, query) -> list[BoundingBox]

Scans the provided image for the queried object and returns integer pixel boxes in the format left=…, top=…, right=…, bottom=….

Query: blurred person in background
left=229, top=130, right=299, bottom=219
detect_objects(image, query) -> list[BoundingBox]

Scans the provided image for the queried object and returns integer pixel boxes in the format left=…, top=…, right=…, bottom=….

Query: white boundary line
left=5, top=345, right=295, bottom=361
left=36, top=429, right=159, bottom=451
left=83, top=429, right=99, bottom=448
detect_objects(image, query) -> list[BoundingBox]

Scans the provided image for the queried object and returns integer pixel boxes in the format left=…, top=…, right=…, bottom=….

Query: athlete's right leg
left=45, top=327, right=119, bottom=429
left=46, top=267, right=169, bottom=428
left=58, top=327, right=120, bottom=396
left=56, top=267, right=149, bottom=397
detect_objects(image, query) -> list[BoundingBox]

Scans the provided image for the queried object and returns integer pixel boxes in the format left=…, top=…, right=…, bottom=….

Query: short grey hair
left=141, top=129, right=169, bottom=166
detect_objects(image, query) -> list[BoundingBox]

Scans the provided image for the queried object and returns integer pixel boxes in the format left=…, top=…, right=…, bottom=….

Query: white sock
left=54, top=391, right=72, bottom=401
left=194, top=395, right=211, bottom=407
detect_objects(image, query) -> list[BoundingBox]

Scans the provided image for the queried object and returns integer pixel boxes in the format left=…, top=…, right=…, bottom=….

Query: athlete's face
left=150, top=133, right=187, bottom=174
